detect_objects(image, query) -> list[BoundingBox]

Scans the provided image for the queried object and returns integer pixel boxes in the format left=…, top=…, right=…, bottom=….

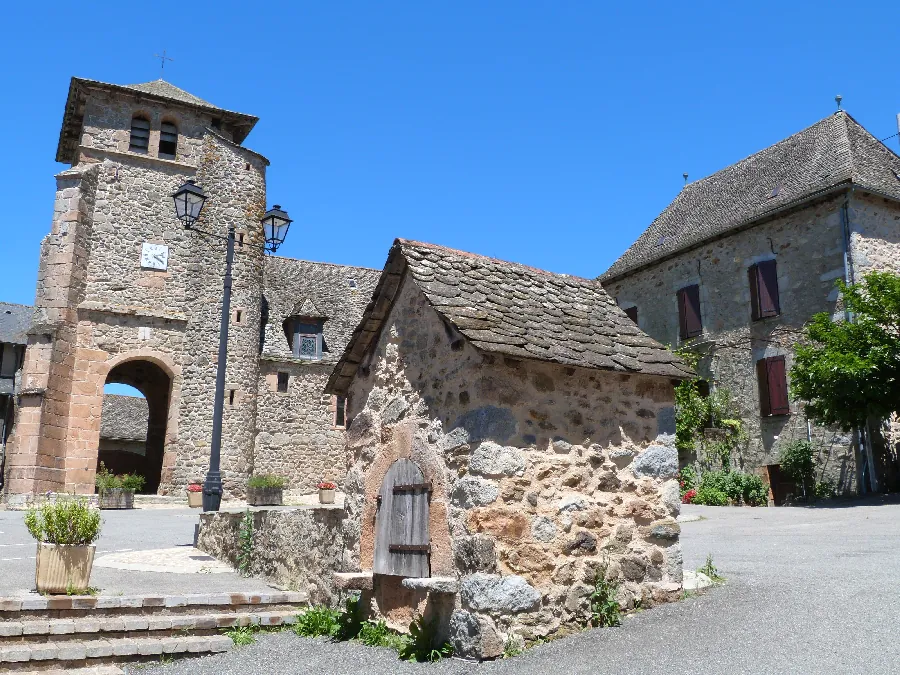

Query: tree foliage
left=791, top=272, right=900, bottom=429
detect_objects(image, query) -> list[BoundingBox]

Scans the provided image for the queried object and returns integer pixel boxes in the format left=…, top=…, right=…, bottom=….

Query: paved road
left=137, top=496, right=900, bottom=675
left=0, top=506, right=273, bottom=597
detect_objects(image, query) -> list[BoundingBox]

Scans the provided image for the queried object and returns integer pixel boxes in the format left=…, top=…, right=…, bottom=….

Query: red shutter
left=758, top=260, right=780, bottom=317
left=766, top=356, right=790, bottom=415
left=748, top=264, right=761, bottom=321
left=679, top=284, right=702, bottom=338
left=756, top=359, right=771, bottom=416
left=624, top=306, right=638, bottom=323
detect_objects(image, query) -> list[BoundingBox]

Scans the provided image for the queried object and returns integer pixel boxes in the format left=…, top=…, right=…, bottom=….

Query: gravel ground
left=0, top=506, right=273, bottom=597
left=133, top=495, right=900, bottom=675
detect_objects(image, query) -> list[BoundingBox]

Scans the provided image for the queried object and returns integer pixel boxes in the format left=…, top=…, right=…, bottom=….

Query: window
left=277, top=372, right=289, bottom=393
left=228, top=389, right=237, bottom=406
left=624, top=306, right=638, bottom=324
left=749, top=260, right=780, bottom=320
left=677, top=284, right=702, bottom=339
left=335, top=396, right=346, bottom=428
left=286, top=318, right=325, bottom=360
left=756, top=356, right=790, bottom=416
left=159, top=122, right=178, bottom=159
left=129, top=115, right=150, bottom=152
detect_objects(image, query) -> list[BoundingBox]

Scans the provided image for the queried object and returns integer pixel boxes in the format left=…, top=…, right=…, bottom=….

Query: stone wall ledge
left=77, top=145, right=199, bottom=171
left=211, top=503, right=345, bottom=514
left=333, top=572, right=374, bottom=591
left=401, top=577, right=459, bottom=594
left=77, top=301, right=188, bottom=323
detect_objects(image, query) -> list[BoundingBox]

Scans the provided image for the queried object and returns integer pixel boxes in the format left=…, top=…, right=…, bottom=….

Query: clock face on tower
left=140, top=243, right=169, bottom=271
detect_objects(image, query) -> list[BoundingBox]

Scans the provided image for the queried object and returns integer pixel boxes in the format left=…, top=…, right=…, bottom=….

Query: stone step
left=0, top=609, right=299, bottom=643
left=0, top=633, right=232, bottom=668
left=0, top=591, right=307, bottom=620
left=12, top=667, right=124, bottom=675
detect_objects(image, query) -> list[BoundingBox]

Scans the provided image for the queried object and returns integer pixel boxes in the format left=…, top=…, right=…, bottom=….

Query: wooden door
left=374, top=459, right=431, bottom=578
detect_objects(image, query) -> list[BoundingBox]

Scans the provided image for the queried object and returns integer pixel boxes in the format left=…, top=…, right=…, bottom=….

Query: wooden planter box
left=247, top=487, right=283, bottom=506
left=98, top=489, right=135, bottom=510
left=35, top=543, right=96, bottom=594
left=187, top=491, right=203, bottom=508
left=319, top=488, right=336, bottom=504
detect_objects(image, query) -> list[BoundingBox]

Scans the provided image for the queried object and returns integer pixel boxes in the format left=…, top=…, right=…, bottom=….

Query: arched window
left=129, top=116, right=150, bottom=153
left=159, top=122, right=178, bottom=159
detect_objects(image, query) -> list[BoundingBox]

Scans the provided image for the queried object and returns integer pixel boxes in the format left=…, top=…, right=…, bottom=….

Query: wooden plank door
left=374, top=458, right=430, bottom=578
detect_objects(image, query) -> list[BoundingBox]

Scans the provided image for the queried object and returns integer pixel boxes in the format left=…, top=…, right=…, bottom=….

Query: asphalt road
left=0, top=506, right=273, bottom=597
left=135, top=496, right=900, bottom=675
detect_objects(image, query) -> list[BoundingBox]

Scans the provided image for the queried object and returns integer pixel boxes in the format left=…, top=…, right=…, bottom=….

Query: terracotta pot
left=98, top=488, right=135, bottom=510
left=187, top=491, right=203, bottom=508
left=247, top=487, right=283, bottom=506
left=319, top=488, right=336, bottom=504
left=35, top=543, right=96, bottom=594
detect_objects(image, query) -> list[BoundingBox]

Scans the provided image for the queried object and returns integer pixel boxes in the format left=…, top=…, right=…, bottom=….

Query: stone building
left=97, top=394, right=149, bottom=476
left=1, top=76, right=378, bottom=501
left=0, top=303, right=30, bottom=489
left=601, top=111, right=900, bottom=496
left=326, top=239, right=691, bottom=658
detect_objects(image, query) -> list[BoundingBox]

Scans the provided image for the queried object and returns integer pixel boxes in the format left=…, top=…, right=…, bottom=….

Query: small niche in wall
left=277, top=371, right=289, bottom=393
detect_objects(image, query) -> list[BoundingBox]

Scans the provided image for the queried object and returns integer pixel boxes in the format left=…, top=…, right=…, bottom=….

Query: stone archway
left=101, top=359, right=172, bottom=493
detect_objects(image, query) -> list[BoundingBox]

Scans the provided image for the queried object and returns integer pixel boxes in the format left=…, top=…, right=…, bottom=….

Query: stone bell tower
left=3, top=77, right=270, bottom=500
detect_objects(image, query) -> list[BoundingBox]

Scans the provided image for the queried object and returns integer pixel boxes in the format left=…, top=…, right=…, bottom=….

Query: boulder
left=448, top=610, right=503, bottom=660
left=469, top=442, right=526, bottom=477
left=467, top=506, right=530, bottom=542
left=453, top=535, right=497, bottom=573
left=382, top=397, right=410, bottom=425
left=531, top=516, right=557, bottom=542
left=460, top=573, right=541, bottom=614
left=630, top=445, right=678, bottom=479
left=661, top=479, right=681, bottom=516
left=563, top=530, right=597, bottom=554
left=452, top=476, right=499, bottom=508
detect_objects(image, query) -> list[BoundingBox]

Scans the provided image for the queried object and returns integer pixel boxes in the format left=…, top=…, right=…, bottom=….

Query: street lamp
left=171, top=180, right=291, bottom=511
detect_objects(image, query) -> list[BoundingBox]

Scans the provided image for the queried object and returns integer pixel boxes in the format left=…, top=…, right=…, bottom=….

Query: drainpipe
left=840, top=189, right=879, bottom=493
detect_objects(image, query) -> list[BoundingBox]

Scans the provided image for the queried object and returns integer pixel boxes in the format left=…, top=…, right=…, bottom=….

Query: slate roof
left=56, top=77, right=259, bottom=163
left=100, top=395, right=148, bottom=442
left=602, top=112, right=900, bottom=281
left=0, top=303, right=32, bottom=345
left=327, top=239, right=692, bottom=393
left=261, top=257, right=382, bottom=365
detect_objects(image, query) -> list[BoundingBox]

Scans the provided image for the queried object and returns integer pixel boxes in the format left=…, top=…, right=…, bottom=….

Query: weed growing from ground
left=293, top=606, right=341, bottom=638
left=225, top=625, right=258, bottom=646
left=65, top=583, right=100, bottom=596
left=397, top=615, right=453, bottom=662
left=237, top=509, right=253, bottom=576
left=699, top=553, right=725, bottom=583
left=503, top=636, right=525, bottom=658
left=588, top=569, right=622, bottom=628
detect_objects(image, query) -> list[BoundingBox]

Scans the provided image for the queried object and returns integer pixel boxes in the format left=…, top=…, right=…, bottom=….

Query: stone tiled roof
left=100, top=395, right=148, bottom=441
left=0, top=303, right=32, bottom=345
left=261, top=257, right=382, bottom=365
left=602, top=112, right=900, bottom=281
left=328, top=240, right=692, bottom=393
left=56, top=77, right=259, bottom=163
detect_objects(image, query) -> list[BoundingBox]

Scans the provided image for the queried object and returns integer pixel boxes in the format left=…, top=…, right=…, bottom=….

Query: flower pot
left=35, top=543, right=96, bottom=594
left=247, top=487, right=283, bottom=506
left=319, top=488, right=336, bottom=504
left=98, top=488, right=135, bottom=510
left=187, top=491, right=203, bottom=508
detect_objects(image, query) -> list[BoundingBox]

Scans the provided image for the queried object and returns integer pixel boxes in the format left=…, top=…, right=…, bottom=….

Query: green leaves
left=588, top=569, right=621, bottom=628
left=24, top=498, right=102, bottom=546
left=791, top=272, right=900, bottom=429
left=237, top=509, right=254, bottom=576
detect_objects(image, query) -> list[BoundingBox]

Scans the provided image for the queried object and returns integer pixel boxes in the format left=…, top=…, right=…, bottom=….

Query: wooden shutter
left=757, top=356, right=789, bottom=416
left=748, top=265, right=761, bottom=321
left=678, top=285, right=702, bottom=338
left=374, top=459, right=430, bottom=578
left=757, top=260, right=780, bottom=317
left=624, top=306, right=638, bottom=324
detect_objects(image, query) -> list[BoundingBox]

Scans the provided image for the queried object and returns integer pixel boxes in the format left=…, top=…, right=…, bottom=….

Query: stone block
left=469, top=442, right=525, bottom=477
left=451, top=476, right=499, bottom=508
left=631, top=445, right=678, bottom=479
left=48, top=619, right=76, bottom=634
left=453, top=535, right=497, bottom=573
left=450, top=405, right=517, bottom=443
left=22, top=620, right=50, bottom=635
left=56, top=641, right=87, bottom=660
left=333, top=572, right=373, bottom=590
left=84, top=639, right=113, bottom=658
left=400, top=576, right=459, bottom=594
left=124, top=616, right=150, bottom=631
left=530, top=516, right=557, bottom=542
left=112, top=638, right=138, bottom=656
left=459, top=573, right=541, bottom=614
left=448, top=610, right=503, bottom=660
left=138, top=639, right=165, bottom=655
left=0, top=645, right=31, bottom=663
left=0, top=622, right=23, bottom=637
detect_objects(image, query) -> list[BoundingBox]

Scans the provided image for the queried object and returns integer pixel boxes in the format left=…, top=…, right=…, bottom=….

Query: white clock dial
left=141, top=243, right=169, bottom=271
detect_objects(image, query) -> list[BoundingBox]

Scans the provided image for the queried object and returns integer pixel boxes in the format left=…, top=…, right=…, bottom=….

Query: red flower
left=187, top=483, right=203, bottom=493
left=318, top=481, right=337, bottom=490
left=682, top=489, right=697, bottom=504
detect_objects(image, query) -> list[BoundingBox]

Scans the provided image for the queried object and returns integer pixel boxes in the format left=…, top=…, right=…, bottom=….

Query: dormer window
left=284, top=317, right=326, bottom=360
left=129, top=116, right=150, bottom=153
left=159, top=122, right=178, bottom=159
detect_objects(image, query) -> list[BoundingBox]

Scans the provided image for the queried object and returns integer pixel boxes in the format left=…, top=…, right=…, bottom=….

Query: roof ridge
left=265, top=255, right=382, bottom=272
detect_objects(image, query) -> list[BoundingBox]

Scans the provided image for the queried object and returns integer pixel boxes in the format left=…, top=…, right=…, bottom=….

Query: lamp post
left=171, top=180, right=292, bottom=511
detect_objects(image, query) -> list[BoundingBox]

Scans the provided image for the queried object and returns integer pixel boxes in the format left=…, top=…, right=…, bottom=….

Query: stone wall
left=197, top=506, right=346, bottom=605
left=341, top=275, right=682, bottom=657
left=603, top=193, right=866, bottom=492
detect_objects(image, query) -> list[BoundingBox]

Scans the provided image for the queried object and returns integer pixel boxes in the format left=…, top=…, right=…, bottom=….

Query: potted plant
left=247, top=474, right=286, bottom=506
left=25, top=497, right=102, bottom=594
left=95, top=463, right=145, bottom=509
left=318, top=481, right=337, bottom=504
left=187, top=480, right=204, bottom=508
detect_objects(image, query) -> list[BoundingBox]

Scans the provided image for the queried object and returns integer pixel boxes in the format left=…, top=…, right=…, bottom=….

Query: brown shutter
left=679, top=284, right=702, bottom=338
left=624, top=306, right=638, bottom=323
left=748, top=264, right=761, bottom=321
left=766, top=356, right=790, bottom=415
left=756, top=359, right=771, bottom=416
left=758, top=260, right=780, bottom=317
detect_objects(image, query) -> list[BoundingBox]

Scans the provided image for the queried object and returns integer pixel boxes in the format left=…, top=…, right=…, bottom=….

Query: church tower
left=3, top=77, right=269, bottom=498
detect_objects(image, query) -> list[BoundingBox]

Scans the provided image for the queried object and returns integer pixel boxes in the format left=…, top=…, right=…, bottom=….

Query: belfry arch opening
left=99, top=359, right=172, bottom=493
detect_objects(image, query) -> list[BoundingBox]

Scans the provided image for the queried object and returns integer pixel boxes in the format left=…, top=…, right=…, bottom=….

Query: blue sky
left=2, top=0, right=899, bottom=313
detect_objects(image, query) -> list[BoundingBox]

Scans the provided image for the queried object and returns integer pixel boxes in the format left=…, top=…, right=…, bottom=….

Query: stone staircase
left=0, top=591, right=306, bottom=672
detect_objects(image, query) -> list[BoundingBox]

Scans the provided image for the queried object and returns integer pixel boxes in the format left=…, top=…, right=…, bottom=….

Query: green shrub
left=293, top=606, right=340, bottom=638
left=397, top=615, right=453, bottom=663
left=588, top=570, right=621, bottom=628
left=358, top=620, right=406, bottom=650
left=693, top=485, right=728, bottom=506
left=334, top=595, right=365, bottom=641
left=678, top=466, right=697, bottom=497
left=120, top=474, right=146, bottom=492
left=225, top=625, right=258, bottom=646
left=692, top=470, right=768, bottom=506
left=95, top=462, right=145, bottom=493
left=247, top=474, right=286, bottom=489
left=25, top=498, right=102, bottom=545
left=780, top=441, right=816, bottom=486
left=815, top=480, right=837, bottom=499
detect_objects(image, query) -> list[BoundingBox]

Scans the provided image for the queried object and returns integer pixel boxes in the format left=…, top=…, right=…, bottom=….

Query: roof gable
left=602, top=112, right=900, bottom=281
left=327, top=240, right=692, bottom=394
